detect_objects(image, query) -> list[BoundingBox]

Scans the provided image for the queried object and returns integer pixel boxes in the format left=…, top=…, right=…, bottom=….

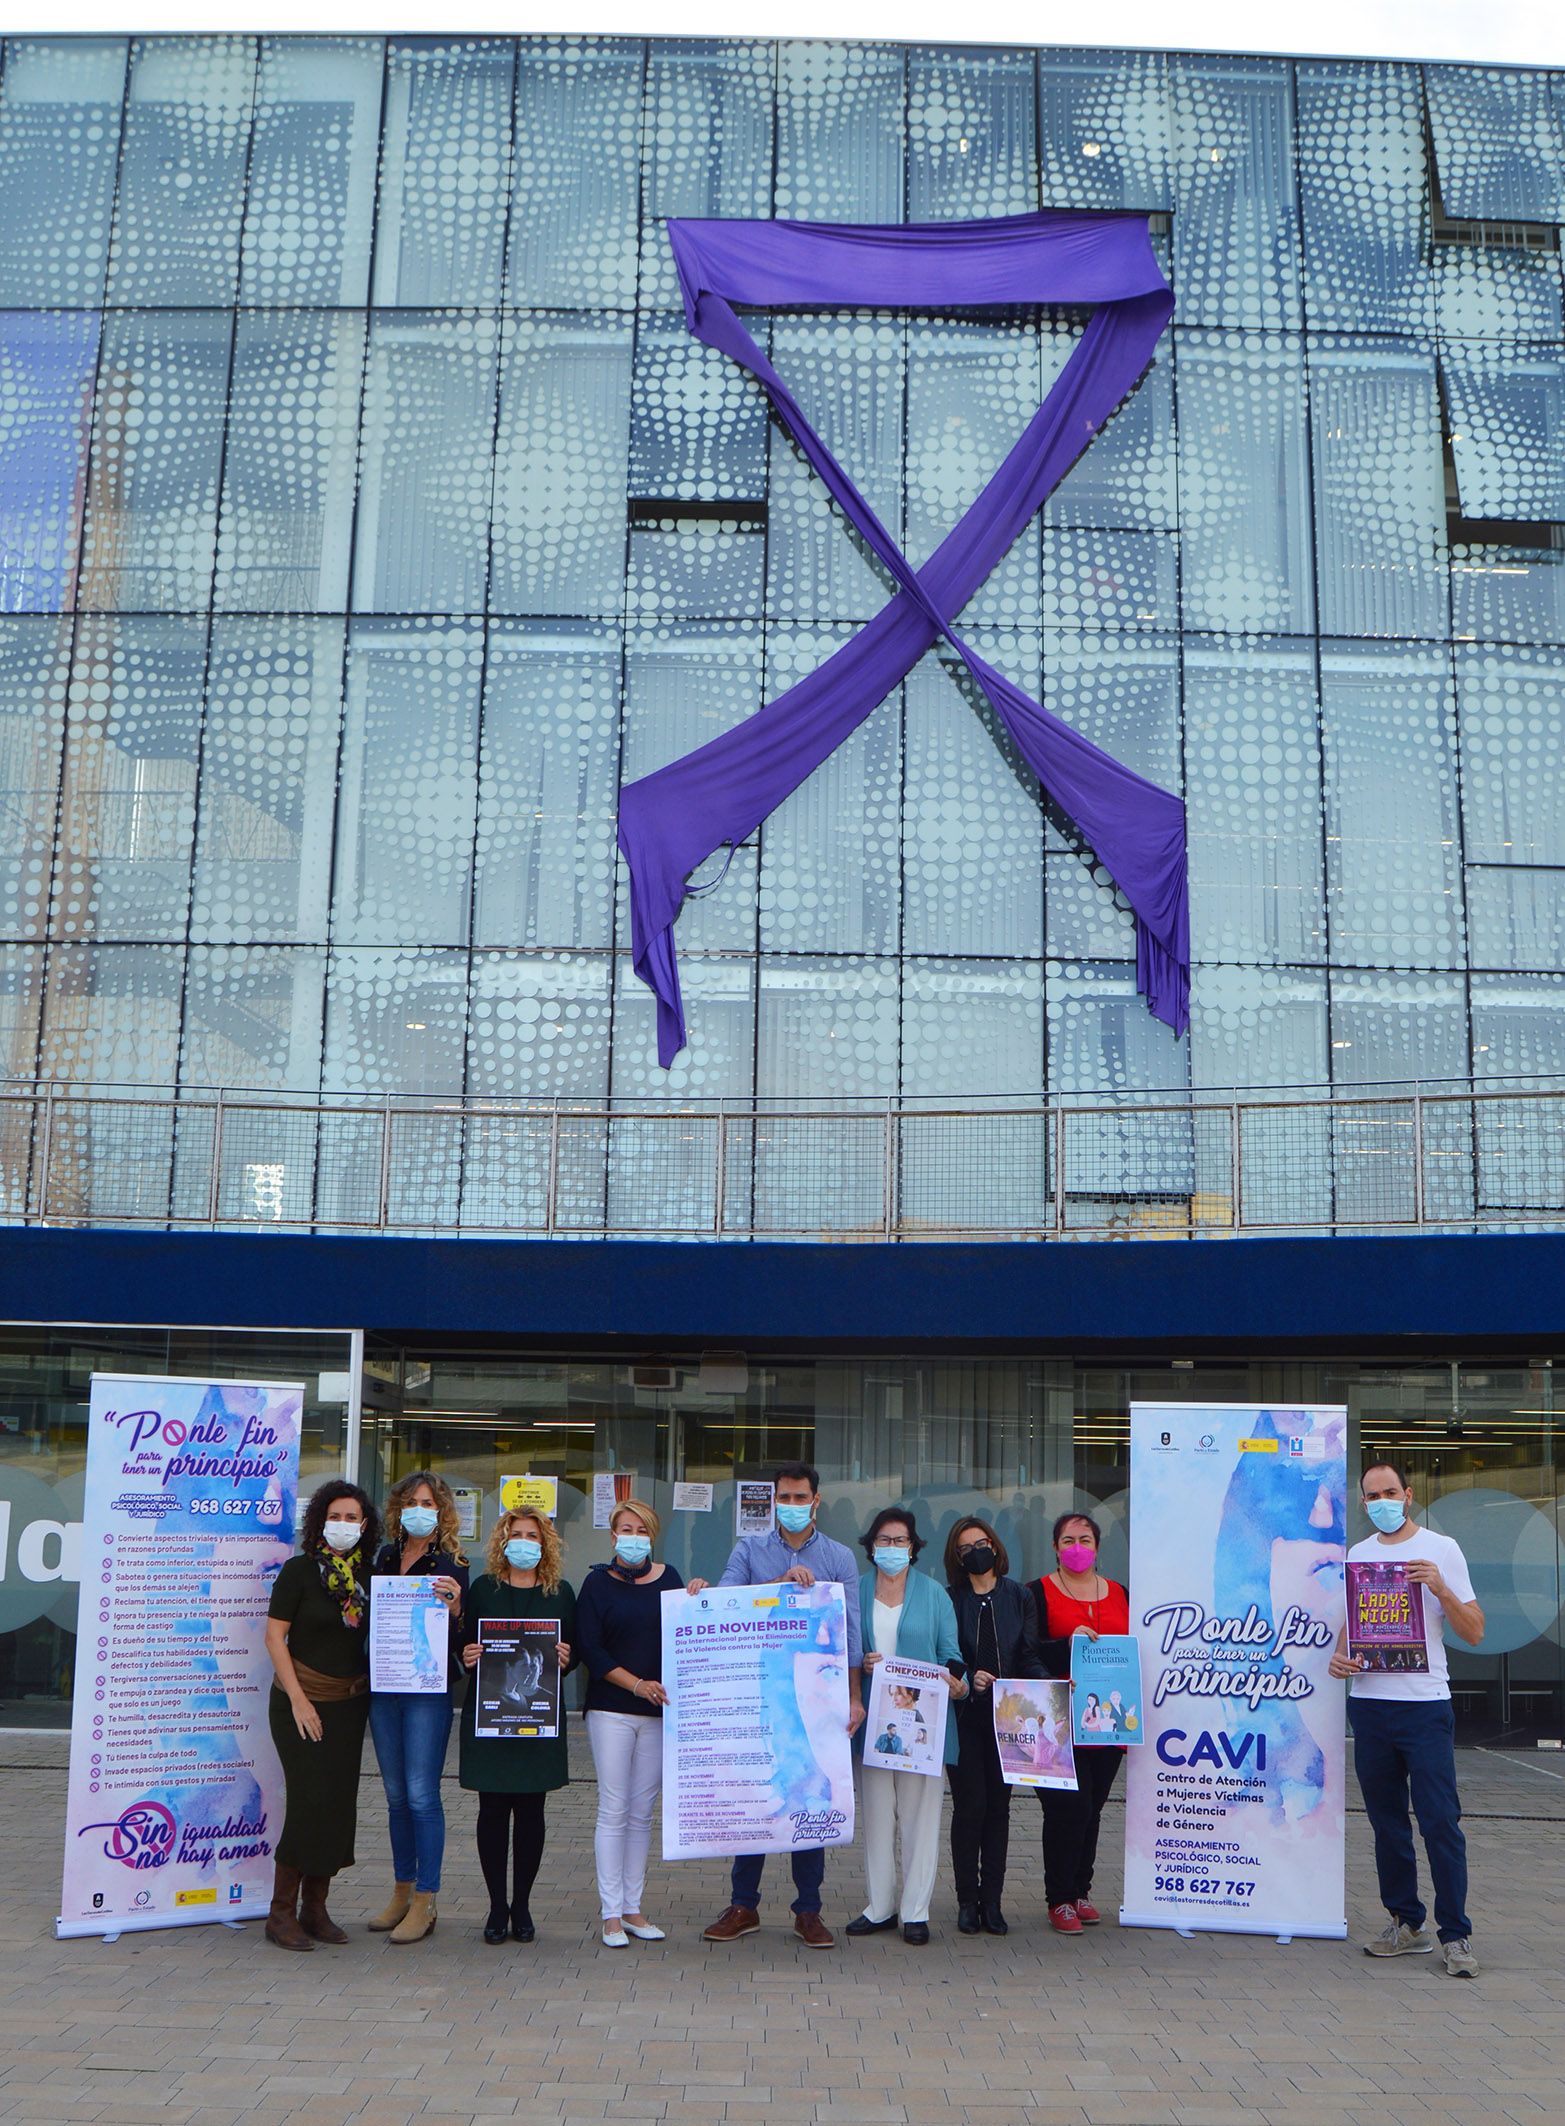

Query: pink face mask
left=1059, top=1542, right=1096, bottom=1574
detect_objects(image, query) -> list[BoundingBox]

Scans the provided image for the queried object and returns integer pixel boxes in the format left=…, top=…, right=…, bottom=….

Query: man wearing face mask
left=689, top=1461, right=865, bottom=1947
left=1329, top=1461, right=1484, bottom=1978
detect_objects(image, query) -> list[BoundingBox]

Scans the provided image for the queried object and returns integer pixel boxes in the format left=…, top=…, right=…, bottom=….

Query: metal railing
left=3, top=1078, right=1565, bottom=1241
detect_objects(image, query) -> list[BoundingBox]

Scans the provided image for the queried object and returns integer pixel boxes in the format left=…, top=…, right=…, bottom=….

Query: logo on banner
left=79, top=1800, right=177, bottom=1870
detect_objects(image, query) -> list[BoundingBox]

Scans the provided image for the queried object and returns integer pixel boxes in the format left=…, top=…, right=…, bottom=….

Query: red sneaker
left=1049, top=1902, right=1083, bottom=1935
left=1074, top=1900, right=1102, bottom=1926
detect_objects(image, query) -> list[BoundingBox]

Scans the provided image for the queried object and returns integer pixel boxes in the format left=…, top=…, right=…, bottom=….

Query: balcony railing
left=4, top=1078, right=1565, bottom=1241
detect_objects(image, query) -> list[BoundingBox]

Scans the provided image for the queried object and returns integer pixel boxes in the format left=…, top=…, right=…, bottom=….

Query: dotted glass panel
left=332, top=619, right=483, bottom=949
left=627, top=514, right=765, bottom=622
left=51, top=615, right=204, bottom=941
left=78, top=310, right=231, bottom=614
left=1425, top=66, right=1565, bottom=225
left=215, top=310, right=366, bottom=615
left=908, top=46, right=1036, bottom=221
left=903, top=958, right=1042, bottom=1095
left=1044, top=331, right=1175, bottom=531
left=107, top=36, right=255, bottom=307
left=1467, top=869, right=1565, bottom=973
left=1455, top=644, right=1565, bottom=866
left=1176, top=332, right=1314, bottom=636
left=1045, top=630, right=1182, bottom=797
left=0, top=310, right=98, bottom=614
left=1042, top=529, right=1179, bottom=633
left=1046, top=854, right=1135, bottom=964
left=181, top=944, right=325, bottom=1092
left=757, top=953, right=899, bottom=1102
left=467, top=950, right=612, bottom=1101
left=1037, top=49, right=1173, bottom=212
left=760, top=624, right=900, bottom=958
left=1435, top=246, right=1563, bottom=343
left=374, top=39, right=514, bottom=307
left=1189, top=964, right=1328, bottom=1093
left=630, top=312, right=769, bottom=503
left=0, top=38, right=125, bottom=307
left=0, top=941, right=43, bottom=1086
left=0, top=616, right=70, bottom=934
left=241, top=38, right=381, bottom=306
left=640, top=40, right=773, bottom=312
left=1444, top=347, right=1565, bottom=523
left=1321, top=643, right=1464, bottom=969
left=38, top=941, right=184, bottom=1086
left=1310, top=338, right=1447, bottom=640
left=1470, top=973, right=1565, bottom=1082
left=1048, top=960, right=1188, bottom=1100
left=1328, top=971, right=1469, bottom=1089
left=610, top=953, right=756, bottom=1103
left=1296, top=61, right=1433, bottom=337
left=508, top=39, right=640, bottom=308
left=353, top=313, right=500, bottom=616
left=322, top=944, right=468, bottom=1097
left=1451, top=545, right=1565, bottom=647
left=1185, top=639, right=1324, bottom=966
left=472, top=621, right=622, bottom=952
left=1169, top=54, right=1302, bottom=333
left=491, top=313, right=632, bottom=618
left=776, top=42, right=904, bottom=223
left=191, top=618, right=345, bottom=945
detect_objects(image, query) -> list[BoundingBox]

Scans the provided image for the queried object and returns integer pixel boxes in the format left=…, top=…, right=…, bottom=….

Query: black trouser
left=1038, top=1748, right=1122, bottom=1906
left=948, top=1714, right=1011, bottom=1906
left=475, top=1791, right=547, bottom=1921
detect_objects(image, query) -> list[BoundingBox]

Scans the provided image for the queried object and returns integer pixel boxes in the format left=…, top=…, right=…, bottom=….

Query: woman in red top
left=1030, top=1511, right=1130, bottom=1935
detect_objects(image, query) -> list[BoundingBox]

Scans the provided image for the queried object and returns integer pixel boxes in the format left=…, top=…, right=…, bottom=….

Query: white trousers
left=586, top=1708, right=664, bottom=1919
left=861, top=1760, right=945, bottom=1924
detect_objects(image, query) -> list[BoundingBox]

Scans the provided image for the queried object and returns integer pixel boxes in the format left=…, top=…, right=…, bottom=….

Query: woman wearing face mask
left=262, top=1480, right=381, bottom=1951
left=575, top=1499, right=684, bottom=1947
left=365, top=1470, right=469, bottom=1944
left=942, top=1516, right=1054, bottom=1937
left=1029, top=1511, right=1130, bottom=1934
left=459, top=1508, right=576, bottom=1945
left=847, top=1507, right=968, bottom=1946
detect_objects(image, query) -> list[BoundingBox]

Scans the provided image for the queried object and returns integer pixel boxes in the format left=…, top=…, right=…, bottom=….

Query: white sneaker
left=1442, top=1936, right=1479, bottom=1978
left=623, top=1919, right=666, bottom=1940
left=601, top=1925, right=630, bottom=1948
left=1363, top=1918, right=1435, bottom=1957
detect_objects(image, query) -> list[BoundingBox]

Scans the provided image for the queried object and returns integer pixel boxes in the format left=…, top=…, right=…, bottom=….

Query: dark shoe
left=483, top=1912, right=508, bottom=1944
left=982, top=1903, right=1009, bottom=1936
left=957, top=1901, right=982, bottom=1934
left=902, top=1921, right=931, bottom=1945
left=793, top=1911, right=835, bottom=1948
left=845, top=1912, right=898, bottom=1936
left=297, top=1875, right=348, bottom=1946
left=510, top=1909, right=535, bottom=1943
left=703, top=1904, right=760, bottom=1942
left=264, top=1862, right=313, bottom=1952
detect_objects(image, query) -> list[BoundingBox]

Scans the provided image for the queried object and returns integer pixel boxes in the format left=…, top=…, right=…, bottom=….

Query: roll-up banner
left=1122, top=1402, right=1348, bottom=1941
left=57, top=1374, right=303, bottom=1940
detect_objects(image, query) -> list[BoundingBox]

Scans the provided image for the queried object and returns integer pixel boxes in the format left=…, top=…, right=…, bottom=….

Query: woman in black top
left=943, top=1515, right=1059, bottom=1936
left=365, top=1470, right=469, bottom=1944
left=263, top=1480, right=380, bottom=1951
left=575, top=1499, right=684, bottom=1947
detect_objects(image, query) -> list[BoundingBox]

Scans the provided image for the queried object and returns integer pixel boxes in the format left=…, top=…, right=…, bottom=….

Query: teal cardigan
left=858, top=1567, right=964, bottom=1766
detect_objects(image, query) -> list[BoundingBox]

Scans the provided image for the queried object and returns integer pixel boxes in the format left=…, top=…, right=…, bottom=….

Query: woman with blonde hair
left=575, top=1497, right=683, bottom=1947
left=460, top=1506, right=576, bottom=1943
left=366, top=1470, right=468, bottom=1944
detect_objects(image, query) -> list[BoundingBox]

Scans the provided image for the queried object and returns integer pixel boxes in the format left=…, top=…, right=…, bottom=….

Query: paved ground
left=3, top=1729, right=1564, bottom=2126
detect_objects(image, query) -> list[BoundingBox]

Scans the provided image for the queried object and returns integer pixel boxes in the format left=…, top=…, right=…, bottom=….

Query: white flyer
left=369, top=1576, right=450, bottom=1695
left=864, top=1655, right=949, bottom=1777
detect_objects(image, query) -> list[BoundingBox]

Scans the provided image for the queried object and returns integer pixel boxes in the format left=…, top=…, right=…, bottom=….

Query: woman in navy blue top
left=575, top=1498, right=683, bottom=1947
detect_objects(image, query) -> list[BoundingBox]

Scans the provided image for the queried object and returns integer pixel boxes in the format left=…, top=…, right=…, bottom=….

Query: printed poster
left=992, top=1677, right=1077, bottom=1789
left=450, top=1485, right=481, bottom=1540
left=1122, top=1403, right=1348, bottom=1940
left=661, top=1580, right=854, bottom=1860
left=864, top=1656, right=949, bottom=1776
left=369, top=1576, right=450, bottom=1694
left=500, top=1474, right=558, bottom=1518
left=473, top=1617, right=561, bottom=1738
left=592, top=1471, right=637, bottom=1529
left=58, top=1374, right=302, bottom=1939
left=1345, top=1561, right=1429, bottom=1674
left=1071, top=1633, right=1144, bottom=1747
left=673, top=1482, right=713, bottom=1514
left=735, top=1481, right=774, bottom=1538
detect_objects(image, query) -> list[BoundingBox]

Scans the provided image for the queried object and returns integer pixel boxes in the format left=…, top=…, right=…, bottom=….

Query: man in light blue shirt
left=690, top=1460, right=865, bottom=1948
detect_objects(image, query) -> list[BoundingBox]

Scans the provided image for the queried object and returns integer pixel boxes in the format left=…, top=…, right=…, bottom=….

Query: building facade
left=0, top=35, right=1562, bottom=1732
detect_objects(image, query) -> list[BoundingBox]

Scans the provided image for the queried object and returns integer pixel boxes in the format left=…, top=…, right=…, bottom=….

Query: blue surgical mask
left=1366, top=1498, right=1407, bottom=1534
left=504, top=1536, right=542, bottom=1570
left=873, top=1545, right=911, bottom=1576
left=614, top=1533, right=653, bottom=1568
left=399, top=1505, right=438, bottom=1540
left=776, top=1503, right=814, bottom=1534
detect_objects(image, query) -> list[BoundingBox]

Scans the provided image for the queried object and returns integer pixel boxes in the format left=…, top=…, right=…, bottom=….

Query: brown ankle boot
left=298, top=1875, right=349, bottom=1945
left=264, top=1862, right=313, bottom=1952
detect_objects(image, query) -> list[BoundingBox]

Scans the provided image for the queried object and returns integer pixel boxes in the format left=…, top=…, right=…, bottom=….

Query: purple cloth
left=618, top=213, right=1187, bottom=1066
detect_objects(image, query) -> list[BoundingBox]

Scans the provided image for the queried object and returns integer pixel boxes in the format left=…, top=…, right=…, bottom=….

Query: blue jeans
left=369, top=1692, right=454, bottom=1894
left=731, top=1846, right=826, bottom=1917
left=1349, top=1696, right=1471, bottom=1943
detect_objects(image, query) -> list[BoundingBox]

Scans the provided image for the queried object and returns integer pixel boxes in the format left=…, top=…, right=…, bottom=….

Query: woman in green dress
left=460, top=1506, right=577, bottom=1944
left=263, top=1480, right=380, bottom=1951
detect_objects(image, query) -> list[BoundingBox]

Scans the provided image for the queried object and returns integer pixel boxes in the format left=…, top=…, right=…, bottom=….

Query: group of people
left=262, top=1455, right=1481, bottom=1972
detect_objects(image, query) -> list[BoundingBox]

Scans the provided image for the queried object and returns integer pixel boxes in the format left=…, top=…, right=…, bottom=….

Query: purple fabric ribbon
left=617, top=212, right=1187, bottom=1066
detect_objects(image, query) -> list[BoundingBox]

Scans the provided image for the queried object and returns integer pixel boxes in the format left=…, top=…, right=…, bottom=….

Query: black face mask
left=960, top=1544, right=997, bottom=1577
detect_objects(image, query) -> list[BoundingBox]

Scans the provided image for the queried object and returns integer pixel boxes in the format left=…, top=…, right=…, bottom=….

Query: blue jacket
left=858, top=1567, right=963, bottom=1766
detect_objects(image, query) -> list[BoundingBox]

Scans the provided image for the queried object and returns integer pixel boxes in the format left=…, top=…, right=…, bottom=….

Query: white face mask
left=322, top=1519, right=362, bottom=1554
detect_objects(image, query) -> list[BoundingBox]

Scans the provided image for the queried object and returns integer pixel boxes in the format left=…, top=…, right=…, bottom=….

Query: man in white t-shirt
left=1329, top=1461, right=1485, bottom=1978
